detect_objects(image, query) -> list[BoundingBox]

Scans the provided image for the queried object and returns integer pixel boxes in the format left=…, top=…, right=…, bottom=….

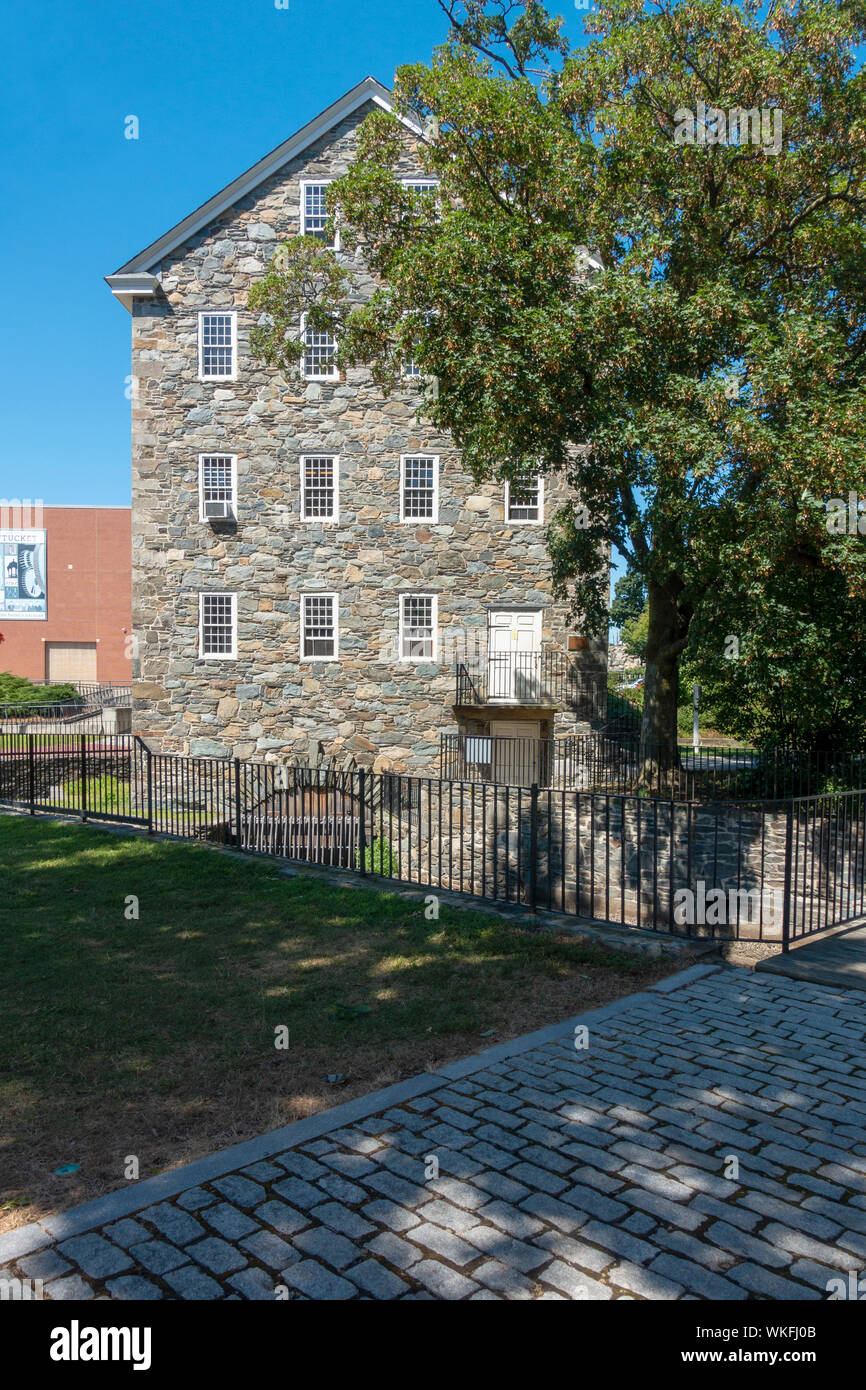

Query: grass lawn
left=0, top=813, right=687, bottom=1233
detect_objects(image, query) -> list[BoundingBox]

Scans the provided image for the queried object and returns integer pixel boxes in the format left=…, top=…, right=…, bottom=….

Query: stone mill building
left=106, top=77, right=607, bottom=778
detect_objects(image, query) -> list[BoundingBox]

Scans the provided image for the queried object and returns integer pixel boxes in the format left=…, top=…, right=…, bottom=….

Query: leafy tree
left=682, top=496, right=866, bottom=748
left=250, top=0, right=866, bottom=773
left=610, top=568, right=646, bottom=631
left=622, top=602, right=650, bottom=659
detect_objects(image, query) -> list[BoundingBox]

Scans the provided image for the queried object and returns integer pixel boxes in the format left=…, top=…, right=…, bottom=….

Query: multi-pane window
left=301, top=456, right=339, bottom=521
left=199, top=593, right=236, bottom=659
left=399, top=594, right=437, bottom=661
left=403, top=356, right=422, bottom=378
left=301, top=593, right=338, bottom=659
left=301, top=314, right=338, bottom=379
left=198, top=312, right=236, bottom=379
left=506, top=475, right=544, bottom=524
left=400, top=455, right=439, bottom=522
left=402, top=179, right=439, bottom=198
left=301, top=181, right=336, bottom=245
left=198, top=455, right=236, bottom=521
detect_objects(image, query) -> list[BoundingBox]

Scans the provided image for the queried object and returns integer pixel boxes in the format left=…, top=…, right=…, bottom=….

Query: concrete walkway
left=758, top=919, right=866, bottom=994
left=2, top=963, right=865, bottom=1301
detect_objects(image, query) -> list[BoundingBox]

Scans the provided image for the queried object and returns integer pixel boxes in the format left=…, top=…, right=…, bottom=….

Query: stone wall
left=129, top=100, right=606, bottom=775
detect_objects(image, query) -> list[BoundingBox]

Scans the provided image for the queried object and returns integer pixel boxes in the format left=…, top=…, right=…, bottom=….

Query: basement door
left=492, top=718, right=541, bottom=786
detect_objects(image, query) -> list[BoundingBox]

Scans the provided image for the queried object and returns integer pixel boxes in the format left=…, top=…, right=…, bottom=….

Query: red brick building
left=0, top=507, right=132, bottom=684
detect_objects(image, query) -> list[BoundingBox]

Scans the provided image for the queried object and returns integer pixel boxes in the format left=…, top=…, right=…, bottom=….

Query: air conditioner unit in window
left=204, top=500, right=233, bottom=520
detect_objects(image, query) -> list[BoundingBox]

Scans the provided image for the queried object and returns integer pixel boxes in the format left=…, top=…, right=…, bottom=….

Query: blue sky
left=0, top=0, right=619, bottom=574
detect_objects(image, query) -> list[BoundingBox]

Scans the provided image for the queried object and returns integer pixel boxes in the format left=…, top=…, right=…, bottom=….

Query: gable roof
left=106, top=76, right=418, bottom=309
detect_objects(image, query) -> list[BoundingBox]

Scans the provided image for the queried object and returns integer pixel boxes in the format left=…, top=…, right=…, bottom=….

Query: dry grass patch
left=0, top=814, right=685, bottom=1232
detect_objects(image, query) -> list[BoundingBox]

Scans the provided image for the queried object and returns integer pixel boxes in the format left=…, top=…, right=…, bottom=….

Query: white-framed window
left=300, top=455, right=339, bottom=522
left=198, top=455, right=237, bottom=521
left=400, top=455, right=439, bottom=522
left=301, top=592, right=339, bottom=660
left=198, top=311, right=237, bottom=380
left=399, top=593, right=437, bottom=661
left=505, top=475, right=544, bottom=524
left=300, top=180, right=338, bottom=247
left=198, top=592, right=237, bottom=660
left=403, top=356, right=422, bottom=379
left=301, top=312, right=338, bottom=380
left=402, top=178, right=440, bottom=198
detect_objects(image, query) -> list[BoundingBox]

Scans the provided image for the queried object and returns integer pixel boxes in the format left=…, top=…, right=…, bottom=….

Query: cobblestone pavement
left=3, top=964, right=866, bottom=1301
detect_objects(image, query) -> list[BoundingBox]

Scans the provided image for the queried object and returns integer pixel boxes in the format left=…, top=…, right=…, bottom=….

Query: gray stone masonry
left=128, top=99, right=605, bottom=774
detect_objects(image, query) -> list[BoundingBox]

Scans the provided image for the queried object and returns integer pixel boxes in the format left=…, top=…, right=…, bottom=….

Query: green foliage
left=0, top=674, right=78, bottom=706
left=249, top=0, right=866, bottom=747
left=358, top=836, right=399, bottom=877
left=610, top=570, right=646, bottom=630
left=682, top=494, right=866, bottom=749
left=621, top=603, right=650, bottom=658
left=59, top=776, right=128, bottom=813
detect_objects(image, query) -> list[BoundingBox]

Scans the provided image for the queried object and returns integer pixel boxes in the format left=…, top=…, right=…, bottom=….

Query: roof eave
left=105, top=272, right=160, bottom=315
left=107, top=76, right=416, bottom=300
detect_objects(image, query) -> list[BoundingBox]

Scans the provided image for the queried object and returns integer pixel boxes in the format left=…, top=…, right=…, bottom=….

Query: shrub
left=0, top=674, right=79, bottom=706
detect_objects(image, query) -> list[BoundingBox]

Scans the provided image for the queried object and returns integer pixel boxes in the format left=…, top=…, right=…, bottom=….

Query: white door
left=488, top=610, right=542, bottom=700
left=492, top=719, right=540, bottom=785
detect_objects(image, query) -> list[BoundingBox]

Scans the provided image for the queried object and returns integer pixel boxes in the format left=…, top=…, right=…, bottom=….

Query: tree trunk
left=640, top=578, right=690, bottom=789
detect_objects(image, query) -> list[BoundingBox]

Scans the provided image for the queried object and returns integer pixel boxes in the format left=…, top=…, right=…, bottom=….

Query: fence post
left=80, top=734, right=88, bottom=823
left=234, top=757, right=242, bottom=850
left=781, top=799, right=794, bottom=954
left=145, top=745, right=154, bottom=836
left=358, top=768, right=367, bottom=876
left=529, top=782, right=539, bottom=913
left=28, top=733, right=35, bottom=815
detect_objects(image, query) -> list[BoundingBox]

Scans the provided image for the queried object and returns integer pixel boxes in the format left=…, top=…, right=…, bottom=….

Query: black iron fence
left=1, top=735, right=864, bottom=948
left=439, top=733, right=866, bottom=800
left=0, top=683, right=132, bottom=734
left=456, top=652, right=607, bottom=720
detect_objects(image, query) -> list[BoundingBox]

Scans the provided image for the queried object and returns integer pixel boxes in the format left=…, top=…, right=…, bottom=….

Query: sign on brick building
left=0, top=529, right=46, bottom=619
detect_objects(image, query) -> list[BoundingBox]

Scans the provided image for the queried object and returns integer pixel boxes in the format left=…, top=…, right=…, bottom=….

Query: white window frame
left=197, top=311, right=237, bottom=382
left=505, top=475, right=545, bottom=525
left=300, top=455, right=340, bottom=523
left=300, top=311, right=339, bottom=381
left=401, top=178, right=440, bottom=196
left=400, top=454, right=439, bottom=524
left=198, top=592, right=237, bottom=661
left=399, top=593, right=438, bottom=663
left=198, top=454, right=238, bottom=522
left=299, top=179, right=339, bottom=249
left=300, top=592, right=339, bottom=661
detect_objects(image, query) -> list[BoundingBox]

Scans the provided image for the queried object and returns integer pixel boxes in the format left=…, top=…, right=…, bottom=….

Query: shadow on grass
left=0, top=813, right=673, bottom=1229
